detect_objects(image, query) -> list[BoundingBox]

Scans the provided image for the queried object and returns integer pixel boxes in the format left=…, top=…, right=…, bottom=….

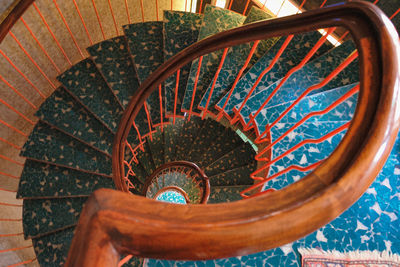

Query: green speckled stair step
left=181, top=4, right=246, bottom=114
left=124, top=21, right=164, bottom=126
left=23, top=197, right=87, bottom=239
left=208, top=162, right=256, bottom=186
left=208, top=185, right=248, bottom=203
left=174, top=117, right=206, bottom=161
left=198, top=126, right=243, bottom=168
left=57, top=59, right=124, bottom=133
left=36, top=87, right=114, bottom=155
left=20, top=121, right=112, bottom=176
left=125, top=172, right=145, bottom=195
left=163, top=11, right=204, bottom=118
left=32, top=227, right=74, bottom=266
left=187, top=119, right=226, bottom=165
left=205, top=141, right=256, bottom=178
left=87, top=36, right=140, bottom=109
left=136, top=141, right=156, bottom=175
left=17, top=160, right=114, bottom=199
left=216, top=30, right=334, bottom=118
left=147, top=128, right=164, bottom=168
left=199, top=6, right=279, bottom=113
left=163, top=118, right=184, bottom=162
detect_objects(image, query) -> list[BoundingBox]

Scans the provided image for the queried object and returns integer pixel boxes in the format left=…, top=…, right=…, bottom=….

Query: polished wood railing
left=63, top=2, right=400, bottom=266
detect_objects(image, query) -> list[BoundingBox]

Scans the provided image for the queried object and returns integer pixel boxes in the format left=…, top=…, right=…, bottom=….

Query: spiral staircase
left=0, top=0, right=399, bottom=266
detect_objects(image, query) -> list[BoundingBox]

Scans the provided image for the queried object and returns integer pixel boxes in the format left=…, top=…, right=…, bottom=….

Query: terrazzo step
left=198, top=6, right=279, bottom=113
left=174, top=117, right=206, bottom=161
left=36, top=87, right=114, bottom=155
left=126, top=172, right=145, bottom=196
left=198, top=125, right=243, bottom=168
left=23, top=197, right=87, bottom=239
left=216, top=30, right=334, bottom=118
left=129, top=161, right=148, bottom=189
left=208, top=185, right=248, bottom=203
left=253, top=82, right=358, bottom=135
left=124, top=21, right=164, bottom=126
left=147, top=128, right=165, bottom=168
left=187, top=119, right=226, bottom=164
left=163, top=11, right=203, bottom=118
left=20, top=121, right=112, bottom=176
left=32, top=227, right=75, bottom=267
left=208, top=162, right=256, bottom=186
left=163, top=118, right=185, bottom=162
left=136, top=141, right=156, bottom=175
left=204, top=142, right=256, bottom=177
left=237, top=40, right=359, bottom=128
left=17, top=160, right=114, bottom=199
left=181, top=5, right=246, bottom=115
left=266, top=121, right=349, bottom=189
left=57, top=58, right=124, bottom=133
left=87, top=36, right=140, bottom=109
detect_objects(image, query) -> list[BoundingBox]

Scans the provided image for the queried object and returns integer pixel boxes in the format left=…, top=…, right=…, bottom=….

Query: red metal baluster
left=185, top=0, right=187, bottom=12
left=0, top=202, right=22, bottom=207
left=0, top=97, right=35, bottom=125
left=188, top=56, right=203, bottom=121
left=202, top=47, right=229, bottom=119
left=0, top=75, right=37, bottom=110
left=0, top=171, right=19, bottom=180
left=173, top=69, right=180, bottom=124
left=7, top=258, right=37, bottom=267
left=0, top=154, right=24, bottom=166
left=319, top=0, right=327, bottom=8
left=199, top=0, right=204, bottom=13
left=0, top=245, right=33, bottom=253
left=156, top=0, right=159, bottom=21
left=144, top=102, right=153, bottom=141
left=221, top=35, right=293, bottom=123
left=251, top=122, right=349, bottom=180
left=107, top=0, right=119, bottom=35
left=132, top=122, right=144, bottom=151
left=8, top=31, right=56, bottom=90
left=0, top=232, right=23, bottom=237
left=228, top=0, right=234, bottom=10
left=33, top=3, right=72, bottom=66
left=91, top=0, right=106, bottom=40
left=171, top=0, right=173, bottom=10
left=20, top=17, right=61, bottom=73
left=0, top=137, right=21, bottom=150
left=118, top=255, right=133, bottom=267
left=246, top=27, right=336, bottom=128
left=390, top=7, right=400, bottom=19
left=0, top=187, right=17, bottom=193
left=52, top=0, right=85, bottom=58
left=243, top=0, right=251, bottom=15
left=216, top=40, right=260, bottom=121
left=72, top=0, right=93, bottom=45
left=124, top=0, right=131, bottom=24
left=276, top=0, right=286, bottom=16
left=0, top=116, right=28, bottom=135
left=0, top=49, right=46, bottom=99
left=159, top=84, right=163, bottom=132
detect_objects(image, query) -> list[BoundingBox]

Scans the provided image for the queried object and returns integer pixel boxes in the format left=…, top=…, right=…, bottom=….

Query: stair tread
left=124, top=21, right=164, bottom=126
left=136, top=141, right=156, bottom=175
left=182, top=4, right=246, bottom=114
left=209, top=162, right=256, bottom=186
left=146, top=128, right=165, bottom=168
left=253, top=82, right=358, bottom=133
left=208, top=185, right=248, bottom=204
left=205, top=141, right=256, bottom=177
left=23, top=197, right=87, bottom=239
left=57, top=58, right=123, bottom=132
left=87, top=36, right=140, bottom=109
left=17, top=160, right=114, bottom=199
left=163, top=11, right=203, bottom=118
left=20, top=121, right=112, bottom=176
left=199, top=6, right=279, bottom=113
left=216, top=31, right=334, bottom=117
left=36, top=87, right=114, bottom=155
left=174, top=117, right=206, bottom=161
left=163, top=118, right=185, bottom=162
left=238, top=40, right=359, bottom=127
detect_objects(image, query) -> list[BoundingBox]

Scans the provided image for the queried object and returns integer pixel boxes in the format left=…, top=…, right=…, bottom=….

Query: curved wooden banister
left=64, top=1, right=400, bottom=265
left=141, top=161, right=210, bottom=204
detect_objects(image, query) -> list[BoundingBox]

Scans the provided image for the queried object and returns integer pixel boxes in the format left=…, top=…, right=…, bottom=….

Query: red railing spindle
left=0, top=137, right=21, bottom=150
left=277, top=0, right=286, bottom=16
left=140, top=0, right=145, bottom=22
left=156, top=0, right=159, bottom=21
left=91, top=0, right=106, bottom=40
left=159, top=84, right=163, bottom=132
left=390, top=7, right=400, bottom=19
left=0, top=97, right=35, bottom=125
left=7, top=258, right=37, bottom=267
left=144, top=103, right=153, bottom=141
left=319, top=0, right=327, bottom=8
left=173, top=69, right=180, bottom=124
left=0, top=154, right=24, bottom=166
left=202, top=47, right=229, bottom=119
left=0, top=233, right=23, bottom=237
left=245, top=27, right=336, bottom=127
left=0, top=171, right=19, bottom=180
left=118, top=255, right=133, bottom=267
left=199, top=0, right=204, bottom=13
left=52, top=0, right=85, bottom=59
left=20, top=17, right=61, bottom=73
left=0, top=49, right=46, bottom=99
left=243, top=0, right=251, bottom=15
left=107, top=0, right=119, bottom=35
left=0, top=187, right=17, bottom=193
left=124, top=0, right=131, bottom=24
left=32, top=2, right=72, bottom=66
left=256, top=84, right=359, bottom=156
left=8, top=31, right=56, bottom=90
left=188, top=56, right=203, bottom=121
left=72, top=0, right=93, bottom=45
left=0, top=245, right=32, bottom=253
left=0, top=75, right=37, bottom=110
left=132, top=122, right=144, bottom=151
left=0, top=202, right=22, bottom=207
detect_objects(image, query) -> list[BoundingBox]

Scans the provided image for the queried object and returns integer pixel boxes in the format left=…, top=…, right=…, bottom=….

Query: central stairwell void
left=0, top=0, right=399, bottom=266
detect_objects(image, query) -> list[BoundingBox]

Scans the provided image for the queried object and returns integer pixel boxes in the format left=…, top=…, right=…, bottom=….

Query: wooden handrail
left=68, top=1, right=397, bottom=265
left=141, top=161, right=210, bottom=204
